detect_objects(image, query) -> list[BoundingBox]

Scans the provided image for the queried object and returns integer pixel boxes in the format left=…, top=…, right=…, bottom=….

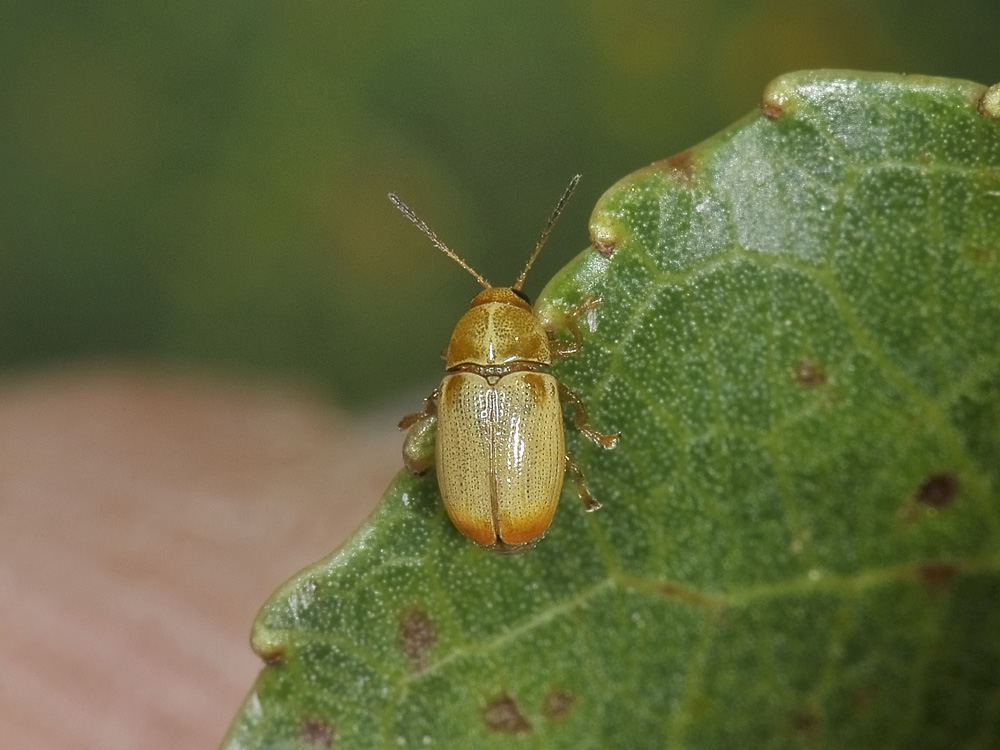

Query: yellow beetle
left=391, top=176, right=619, bottom=553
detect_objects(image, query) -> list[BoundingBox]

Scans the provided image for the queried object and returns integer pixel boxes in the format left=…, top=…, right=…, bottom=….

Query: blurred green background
left=1, top=1, right=998, bottom=407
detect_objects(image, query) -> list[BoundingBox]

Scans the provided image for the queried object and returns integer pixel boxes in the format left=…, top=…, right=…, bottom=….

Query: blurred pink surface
left=0, top=367, right=399, bottom=749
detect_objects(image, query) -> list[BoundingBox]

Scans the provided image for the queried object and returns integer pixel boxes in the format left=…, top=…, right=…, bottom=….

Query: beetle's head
left=469, top=287, right=532, bottom=311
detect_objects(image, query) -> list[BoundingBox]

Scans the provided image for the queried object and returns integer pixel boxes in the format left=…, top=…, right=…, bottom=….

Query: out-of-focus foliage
left=1, top=1, right=998, bottom=405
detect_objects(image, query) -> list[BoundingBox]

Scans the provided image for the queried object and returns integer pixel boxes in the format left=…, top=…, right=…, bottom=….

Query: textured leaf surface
left=224, top=72, right=1000, bottom=749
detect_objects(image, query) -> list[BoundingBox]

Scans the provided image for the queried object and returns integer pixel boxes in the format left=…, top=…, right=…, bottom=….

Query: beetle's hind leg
left=558, top=382, right=620, bottom=449
left=565, top=452, right=601, bottom=511
left=549, top=295, right=603, bottom=360
left=400, top=389, right=439, bottom=474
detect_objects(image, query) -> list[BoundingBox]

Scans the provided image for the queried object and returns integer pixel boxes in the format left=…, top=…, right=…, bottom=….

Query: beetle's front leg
left=399, top=389, right=439, bottom=474
left=549, top=295, right=603, bottom=360
left=558, top=381, right=620, bottom=449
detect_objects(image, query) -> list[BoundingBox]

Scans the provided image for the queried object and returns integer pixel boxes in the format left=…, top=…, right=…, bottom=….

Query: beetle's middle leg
left=549, top=295, right=603, bottom=360
left=400, top=389, right=439, bottom=474
left=558, top=382, right=620, bottom=449
left=565, top=452, right=601, bottom=511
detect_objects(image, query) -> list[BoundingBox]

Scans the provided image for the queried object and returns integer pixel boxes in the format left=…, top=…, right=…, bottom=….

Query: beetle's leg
left=400, top=390, right=439, bottom=474
left=565, top=452, right=601, bottom=511
left=549, top=295, right=603, bottom=360
left=558, top=382, right=620, bottom=449
left=398, top=390, right=438, bottom=430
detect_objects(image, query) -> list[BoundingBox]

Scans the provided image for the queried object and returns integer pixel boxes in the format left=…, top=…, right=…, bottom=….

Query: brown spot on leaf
left=917, top=562, right=958, bottom=596
left=542, top=689, right=575, bottom=720
left=978, top=83, right=1000, bottom=118
left=760, top=77, right=796, bottom=120
left=482, top=693, right=531, bottom=734
left=589, top=214, right=625, bottom=259
left=789, top=703, right=820, bottom=741
left=794, top=358, right=827, bottom=386
left=916, top=473, right=959, bottom=509
left=659, top=582, right=718, bottom=609
left=653, top=149, right=696, bottom=180
left=590, top=221, right=618, bottom=258
left=258, top=645, right=286, bottom=666
left=761, top=99, right=785, bottom=120
left=300, top=717, right=336, bottom=748
left=399, top=607, right=436, bottom=671
left=594, top=240, right=616, bottom=258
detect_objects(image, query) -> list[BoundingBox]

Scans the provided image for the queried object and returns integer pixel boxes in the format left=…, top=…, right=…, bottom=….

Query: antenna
left=513, top=174, right=580, bottom=291
left=388, top=193, right=491, bottom=289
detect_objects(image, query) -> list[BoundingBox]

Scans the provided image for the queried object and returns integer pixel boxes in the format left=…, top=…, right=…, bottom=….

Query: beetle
left=390, top=176, right=619, bottom=553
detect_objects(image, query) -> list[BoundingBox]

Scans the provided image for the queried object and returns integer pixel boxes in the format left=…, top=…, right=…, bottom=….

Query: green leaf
left=223, top=71, right=1000, bottom=749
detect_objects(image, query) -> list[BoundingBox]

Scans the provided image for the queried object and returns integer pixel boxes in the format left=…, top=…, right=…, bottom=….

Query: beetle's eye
left=512, top=289, right=532, bottom=305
